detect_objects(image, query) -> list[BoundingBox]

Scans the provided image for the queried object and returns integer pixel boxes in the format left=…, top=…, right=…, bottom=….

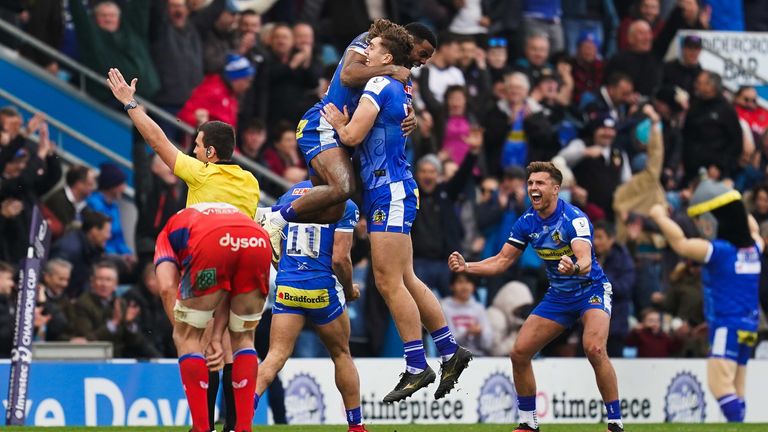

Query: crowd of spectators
left=1, top=0, right=768, bottom=360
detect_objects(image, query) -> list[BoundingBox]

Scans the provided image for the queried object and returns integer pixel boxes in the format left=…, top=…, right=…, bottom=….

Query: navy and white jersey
left=274, top=181, right=359, bottom=289
left=702, top=239, right=761, bottom=331
left=320, top=32, right=369, bottom=114
left=359, top=75, right=413, bottom=190
left=507, top=199, right=608, bottom=293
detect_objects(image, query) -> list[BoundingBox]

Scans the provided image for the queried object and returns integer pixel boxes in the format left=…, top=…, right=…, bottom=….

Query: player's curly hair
left=367, top=18, right=399, bottom=41
left=377, top=25, right=414, bottom=67
left=526, top=161, right=563, bottom=185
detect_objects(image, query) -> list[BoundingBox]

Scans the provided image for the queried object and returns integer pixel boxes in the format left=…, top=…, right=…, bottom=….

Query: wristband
left=464, top=261, right=469, bottom=272
left=572, top=263, right=581, bottom=276
left=123, top=100, right=138, bottom=111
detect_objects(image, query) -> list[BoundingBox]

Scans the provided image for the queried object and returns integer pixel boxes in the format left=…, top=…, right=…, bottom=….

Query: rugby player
left=154, top=203, right=271, bottom=432
left=650, top=179, right=762, bottom=423
left=448, top=162, right=625, bottom=432
left=255, top=181, right=367, bottom=432
left=321, top=26, right=472, bottom=403
left=259, top=19, right=436, bottom=260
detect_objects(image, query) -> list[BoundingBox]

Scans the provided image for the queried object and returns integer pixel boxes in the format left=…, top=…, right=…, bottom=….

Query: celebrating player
left=154, top=203, right=271, bottom=432
left=255, top=181, right=367, bottom=432
left=448, top=162, right=624, bottom=432
left=259, top=19, right=436, bottom=260
left=649, top=179, right=762, bottom=423
left=321, top=26, right=472, bottom=403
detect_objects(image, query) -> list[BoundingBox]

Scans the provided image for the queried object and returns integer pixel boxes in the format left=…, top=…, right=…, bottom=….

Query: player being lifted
left=448, top=162, right=625, bottom=432
left=321, top=25, right=472, bottom=402
left=258, top=18, right=436, bottom=261
left=255, top=181, right=367, bottom=432
left=154, top=204, right=271, bottom=432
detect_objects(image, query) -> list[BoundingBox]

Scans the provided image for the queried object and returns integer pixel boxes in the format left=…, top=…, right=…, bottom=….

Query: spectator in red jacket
left=261, top=122, right=306, bottom=179
left=734, top=86, right=768, bottom=138
left=571, top=32, right=604, bottom=106
left=177, top=53, right=254, bottom=129
left=625, top=308, right=681, bottom=357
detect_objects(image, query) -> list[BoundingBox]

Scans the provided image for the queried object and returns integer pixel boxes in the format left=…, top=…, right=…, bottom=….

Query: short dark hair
left=437, top=31, right=457, bottom=49
left=593, top=220, right=616, bottom=237
left=198, top=121, right=235, bottom=160
left=242, top=118, right=266, bottom=133
left=444, top=85, right=467, bottom=102
left=605, top=72, right=633, bottom=87
left=526, top=161, right=563, bottom=185
left=700, top=70, right=723, bottom=93
left=736, top=85, right=755, bottom=97
left=92, top=259, right=119, bottom=277
left=0, top=260, right=14, bottom=275
left=273, top=121, right=295, bottom=142
left=81, top=209, right=111, bottom=233
left=405, top=22, right=437, bottom=49
left=450, top=271, right=476, bottom=286
left=240, top=9, right=258, bottom=18
left=65, top=165, right=92, bottom=187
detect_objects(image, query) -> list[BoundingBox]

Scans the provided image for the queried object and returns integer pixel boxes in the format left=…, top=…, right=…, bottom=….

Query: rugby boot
left=513, top=424, right=539, bottom=432
left=434, top=345, right=473, bottom=399
left=607, top=423, right=624, bottom=432
left=257, top=211, right=285, bottom=265
left=382, top=366, right=436, bottom=403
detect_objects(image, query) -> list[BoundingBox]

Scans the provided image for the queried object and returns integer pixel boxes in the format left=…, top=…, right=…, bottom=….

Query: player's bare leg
left=736, top=365, right=747, bottom=419
left=402, top=237, right=472, bottom=398
left=707, top=357, right=743, bottom=422
left=582, top=309, right=623, bottom=431
left=509, top=314, right=565, bottom=431
left=315, top=311, right=366, bottom=431
left=370, top=231, right=435, bottom=402
left=256, top=313, right=305, bottom=395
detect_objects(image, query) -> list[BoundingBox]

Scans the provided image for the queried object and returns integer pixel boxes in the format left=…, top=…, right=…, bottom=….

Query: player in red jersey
left=154, top=203, right=271, bottom=432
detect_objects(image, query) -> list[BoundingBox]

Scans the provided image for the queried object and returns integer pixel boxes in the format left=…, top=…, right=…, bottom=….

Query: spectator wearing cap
left=570, top=31, right=604, bottom=105
left=559, top=114, right=630, bottom=220
left=486, top=37, right=511, bottom=85
left=419, top=33, right=466, bottom=121
left=177, top=53, right=255, bottom=129
left=617, top=0, right=664, bottom=52
left=86, top=163, right=132, bottom=260
left=604, top=19, right=661, bottom=97
left=661, top=35, right=703, bottom=96
left=512, top=33, right=554, bottom=86
left=682, top=71, right=743, bottom=184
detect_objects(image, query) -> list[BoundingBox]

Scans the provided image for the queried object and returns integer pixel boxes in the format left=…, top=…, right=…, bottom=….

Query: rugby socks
left=739, top=398, right=746, bottom=420
left=232, top=348, right=259, bottom=431
left=222, top=363, right=236, bottom=430
left=431, top=326, right=458, bottom=362
left=517, top=395, right=538, bottom=429
left=403, top=340, right=427, bottom=374
left=718, top=394, right=744, bottom=422
left=179, top=353, right=210, bottom=432
left=346, top=406, right=363, bottom=426
left=605, top=399, right=623, bottom=428
left=206, top=370, right=220, bottom=429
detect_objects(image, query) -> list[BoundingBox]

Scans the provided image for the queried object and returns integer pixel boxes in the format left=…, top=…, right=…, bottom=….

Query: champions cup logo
left=218, top=233, right=268, bottom=251
left=10, top=346, right=32, bottom=363
left=285, top=373, right=325, bottom=424
left=34, top=220, right=48, bottom=258
left=664, top=371, right=706, bottom=422
left=477, top=372, right=518, bottom=423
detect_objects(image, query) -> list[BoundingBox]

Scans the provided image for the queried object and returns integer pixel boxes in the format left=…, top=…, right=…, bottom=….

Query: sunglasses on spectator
left=740, top=98, right=757, bottom=104
left=488, top=38, right=507, bottom=48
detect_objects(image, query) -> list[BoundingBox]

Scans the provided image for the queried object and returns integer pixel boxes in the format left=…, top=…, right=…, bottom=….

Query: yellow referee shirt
left=173, top=153, right=260, bottom=218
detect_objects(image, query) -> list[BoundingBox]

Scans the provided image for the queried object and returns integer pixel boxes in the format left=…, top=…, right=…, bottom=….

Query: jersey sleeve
left=361, top=76, right=393, bottom=113
left=507, top=215, right=530, bottom=250
left=336, top=201, right=359, bottom=232
left=704, top=240, right=721, bottom=264
left=565, top=215, right=593, bottom=246
left=154, top=226, right=180, bottom=268
left=173, top=152, right=205, bottom=189
left=347, top=32, right=369, bottom=56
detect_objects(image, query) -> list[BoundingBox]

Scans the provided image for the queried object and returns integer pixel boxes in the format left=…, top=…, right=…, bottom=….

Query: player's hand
left=320, top=103, right=349, bottom=129
left=401, top=105, right=417, bottom=136
left=648, top=204, right=667, bottom=222
left=557, top=255, right=574, bottom=275
left=448, top=251, right=467, bottom=273
left=345, top=283, right=361, bottom=302
left=205, top=339, right=225, bottom=371
left=106, top=68, right=137, bottom=106
left=390, top=65, right=411, bottom=84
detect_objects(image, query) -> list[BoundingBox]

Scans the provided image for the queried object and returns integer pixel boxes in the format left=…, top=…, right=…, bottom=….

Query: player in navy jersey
left=321, top=26, right=472, bottom=403
left=259, top=19, right=436, bottom=261
left=650, top=178, right=762, bottom=423
left=253, top=181, right=368, bottom=431
left=448, top=162, right=625, bottom=432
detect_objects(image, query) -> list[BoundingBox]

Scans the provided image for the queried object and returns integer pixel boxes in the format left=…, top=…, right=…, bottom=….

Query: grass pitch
left=3, top=424, right=767, bottom=431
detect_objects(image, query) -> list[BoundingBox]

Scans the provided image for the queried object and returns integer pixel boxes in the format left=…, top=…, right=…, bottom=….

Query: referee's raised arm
left=107, top=68, right=180, bottom=171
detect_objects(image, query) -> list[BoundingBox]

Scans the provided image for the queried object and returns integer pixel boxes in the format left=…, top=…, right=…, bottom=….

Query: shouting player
left=255, top=181, right=367, bottom=432
left=650, top=178, right=762, bottom=423
left=321, top=26, right=472, bottom=403
left=154, top=203, right=271, bottom=432
left=260, top=19, right=436, bottom=259
left=448, top=162, right=624, bottom=432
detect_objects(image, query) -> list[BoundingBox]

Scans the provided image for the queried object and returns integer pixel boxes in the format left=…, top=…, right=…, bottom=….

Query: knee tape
left=228, top=310, right=263, bottom=332
left=173, top=301, right=214, bottom=329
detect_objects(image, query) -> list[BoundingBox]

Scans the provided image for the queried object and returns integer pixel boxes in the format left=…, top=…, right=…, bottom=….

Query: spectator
left=71, top=261, right=147, bottom=358
left=123, top=263, right=173, bottom=357
left=525, top=71, right=569, bottom=163
left=734, top=86, right=768, bottom=139
left=625, top=308, right=681, bottom=357
left=570, top=31, right=604, bottom=106
left=661, top=35, right=703, bottom=96
left=0, top=261, right=14, bottom=357
left=580, top=72, right=634, bottom=122
left=456, top=37, right=493, bottom=117
left=617, top=0, right=664, bottom=52
left=484, top=72, right=533, bottom=177
left=486, top=280, right=534, bottom=356
left=561, top=0, right=619, bottom=57
left=485, top=0, right=523, bottom=60
left=652, top=0, right=710, bottom=60
left=682, top=71, right=743, bottom=184
left=237, top=10, right=270, bottom=124
left=418, top=33, right=466, bottom=120
left=261, top=122, right=306, bottom=178
left=238, top=118, right=268, bottom=162
left=521, top=0, right=564, bottom=53
left=50, top=209, right=111, bottom=299
left=177, top=53, right=255, bottom=129
left=604, top=20, right=661, bottom=97
left=440, top=86, right=478, bottom=164
left=750, top=184, right=768, bottom=225
left=658, top=260, right=708, bottom=357
left=43, top=165, right=97, bottom=235
left=486, top=37, right=511, bottom=85
left=0, top=191, right=25, bottom=266
left=448, top=0, right=489, bottom=37
left=440, top=273, right=493, bottom=356
left=70, top=0, right=160, bottom=101
left=651, top=86, right=687, bottom=187
left=39, top=258, right=75, bottom=342
left=513, top=33, right=554, bottom=85
left=201, top=2, right=238, bottom=74
left=86, top=163, right=133, bottom=259
left=593, top=221, right=635, bottom=357
left=0, top=108, right=40, bottom=172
